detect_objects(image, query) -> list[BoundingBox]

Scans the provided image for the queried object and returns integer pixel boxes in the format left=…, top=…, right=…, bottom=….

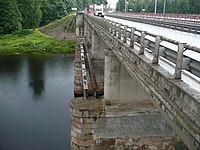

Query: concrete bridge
left=70, top=13, right=200, bottom=150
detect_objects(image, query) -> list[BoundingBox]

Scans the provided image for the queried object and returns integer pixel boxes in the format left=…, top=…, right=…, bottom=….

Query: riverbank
left=0, top=14, right=76, bottom=55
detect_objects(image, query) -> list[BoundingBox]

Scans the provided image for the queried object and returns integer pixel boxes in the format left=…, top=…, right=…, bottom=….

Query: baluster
left=113, top=23, right=117, bottom=36
left=138, top=31, right=145, bottom=55
left=118, top=24, right=122, bottom=39
left=110, top=21, right=113, bottom=34
left=129, top=28, right=135, bottom=48
left=174, top=43, right=185, bottom=79
left=103, top=19, right=106, bottom=29
left=152, top=36, right=161, bottom=64
left=123, top=26, right=127, bottom=43
left=105, top=20, right=109, bottom=31
left=108, top=21, right=111, bottom=33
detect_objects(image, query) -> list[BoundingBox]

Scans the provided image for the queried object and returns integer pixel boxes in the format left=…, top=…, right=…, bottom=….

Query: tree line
left=0, top=0, right=106, bottom=34
left=116, top=0, right=200, bottom=14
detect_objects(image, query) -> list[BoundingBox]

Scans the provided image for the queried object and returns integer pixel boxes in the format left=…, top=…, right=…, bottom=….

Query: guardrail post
left=123, top=25, right=127, bottom=43
left=118, top=24, right=122, bottom=39
left=152, top=36, right=161, bottom=64
left=129, top=28, right=135, bottom=48
left=174, top=43, right=185, bottom=79
left=139, top=31, right=145, bottom=55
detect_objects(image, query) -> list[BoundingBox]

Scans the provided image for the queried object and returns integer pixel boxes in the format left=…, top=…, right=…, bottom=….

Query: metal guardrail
left=107, top=14, right=200, bottom=35
left=86, top=14, right=200, bottom=79
left=114, top=12, right=200, bottom=22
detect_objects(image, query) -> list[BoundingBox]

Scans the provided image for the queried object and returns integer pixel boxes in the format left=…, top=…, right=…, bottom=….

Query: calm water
left=0, top=54, right=74, bottom=150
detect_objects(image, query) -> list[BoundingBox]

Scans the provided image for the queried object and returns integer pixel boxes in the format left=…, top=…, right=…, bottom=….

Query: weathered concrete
left=91, top=30, right=106, bottom=60
left=83, top=14, right=200, bottom=150
left=104, top=48, right=150, bottom=102
left=76, top=12, right=84, bottom=36
left=73, top=13, right=200, bottom=149
left=70, top=98, right=182, bottom=150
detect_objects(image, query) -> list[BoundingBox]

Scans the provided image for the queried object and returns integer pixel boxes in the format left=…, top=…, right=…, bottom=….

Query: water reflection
left=27, top=55, right=45, bottom=97
left=0, top=55, right=22, bottom=79
left=0, top=54, right=74, bottom=150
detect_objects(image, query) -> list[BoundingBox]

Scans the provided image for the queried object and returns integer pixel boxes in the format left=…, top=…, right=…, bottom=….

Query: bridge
left=70, top=13, right=200, bottom=150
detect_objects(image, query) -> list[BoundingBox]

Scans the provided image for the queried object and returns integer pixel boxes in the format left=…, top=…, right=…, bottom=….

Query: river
left=0, top=54, right=74, bottom=150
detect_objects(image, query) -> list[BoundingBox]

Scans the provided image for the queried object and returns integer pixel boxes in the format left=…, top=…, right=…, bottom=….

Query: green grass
left=0, top=29, right=76, bottom=55
left=41, top=13, right=76, bottom=32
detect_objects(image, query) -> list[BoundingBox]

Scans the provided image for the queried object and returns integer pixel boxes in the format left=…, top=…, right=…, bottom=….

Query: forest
left=0, top=0, right=105, bottom=34
left=1, top=0, right=200, bottom=35
left=116, top=0, right=200, bottom=14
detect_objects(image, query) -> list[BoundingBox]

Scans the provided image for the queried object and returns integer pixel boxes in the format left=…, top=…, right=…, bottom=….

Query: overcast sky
left=107, top=0, right=118, bottom=8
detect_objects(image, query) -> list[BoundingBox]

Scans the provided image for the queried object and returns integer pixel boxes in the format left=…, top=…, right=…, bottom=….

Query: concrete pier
left=70, top=98, right=179, bottom=150
left=104, top=48, right=150, bottom=102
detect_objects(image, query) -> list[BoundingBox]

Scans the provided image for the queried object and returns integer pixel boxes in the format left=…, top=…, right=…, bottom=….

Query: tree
left=189, top=0, right=200, bottom=14
left=40, top=0, right=68, bottom=26
left=0, top=0, right=22, bottom=34
left=17, top=0, right=42, bottom=29
left=116, top=0, right=125, bottom=12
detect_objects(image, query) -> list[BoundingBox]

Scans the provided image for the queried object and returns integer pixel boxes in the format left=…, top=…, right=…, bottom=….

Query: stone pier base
left=70, top=98, right=181, bottom=150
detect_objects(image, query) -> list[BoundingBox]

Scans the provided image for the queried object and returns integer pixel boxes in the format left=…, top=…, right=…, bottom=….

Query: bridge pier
left=104, top=48, right=149, bottom=102
left=91, top=30, right=106, bottom=60
left=76, top=13, right=84, bottom=37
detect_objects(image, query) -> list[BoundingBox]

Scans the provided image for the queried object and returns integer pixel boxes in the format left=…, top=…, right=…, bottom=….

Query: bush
left=13, top=29, right=33, bottom=37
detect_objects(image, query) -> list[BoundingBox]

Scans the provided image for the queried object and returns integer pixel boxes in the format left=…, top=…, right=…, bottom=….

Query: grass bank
left=41, top=13, right=76, bottom=33
left=0, top=29, right=75, bottom=55
left=0, top=14, right=76, bottom=55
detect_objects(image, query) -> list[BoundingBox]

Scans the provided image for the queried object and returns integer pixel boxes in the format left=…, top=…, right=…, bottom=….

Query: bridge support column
left=85, top=22, right=92, bottom=49
left=76, top=13, right=84, bottom=37
left=104, top=48, right=150, bottom=102
left=91, top=30, right=105, bottom=60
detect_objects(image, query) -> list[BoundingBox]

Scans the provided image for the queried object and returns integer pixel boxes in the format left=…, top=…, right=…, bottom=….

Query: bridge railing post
left=152, top=36, right=161, bottom=64
left=123, top=25, right=127, bottom=43
left=108, top=20, right=111, bottom=32
left=105, top=20, right=109, bottom=31
left=102, top=18, right=106, bottom=29
left=118, top=24, right=122, bottom=39
left=113, top=23, right=117, bottom=36
left=110, top=21, right=113, bottom=34
left=129, top=27, right=135, bottom=48
left=139, top=31, right=145, bottom=55
left=174, top=43, right=185, bottom=79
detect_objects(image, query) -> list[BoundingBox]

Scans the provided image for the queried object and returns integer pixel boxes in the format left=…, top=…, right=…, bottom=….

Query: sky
left=107, top=0, right=118, bottom=8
